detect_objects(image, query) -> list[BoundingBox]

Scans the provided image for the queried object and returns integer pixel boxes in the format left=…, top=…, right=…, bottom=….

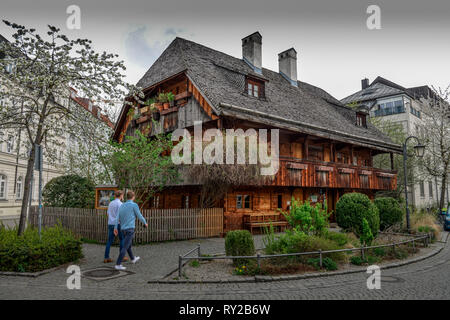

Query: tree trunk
left=439, top=172, right=448, bottom=212
left=17, top=144, right=36, bottom=235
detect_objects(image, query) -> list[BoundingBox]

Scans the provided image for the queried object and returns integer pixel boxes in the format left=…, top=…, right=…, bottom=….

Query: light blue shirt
left=115, top=200, right=147, bottom=230
left=107, top=198, right=122, bottom=226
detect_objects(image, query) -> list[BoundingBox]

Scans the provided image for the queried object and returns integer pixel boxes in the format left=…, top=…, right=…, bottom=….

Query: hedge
left=0, top=224, right=83, bottom=272
left=225, top=230, right=255, bottom=266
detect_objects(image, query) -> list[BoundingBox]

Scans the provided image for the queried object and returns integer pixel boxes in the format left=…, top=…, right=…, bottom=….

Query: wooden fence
left=28, top=206, right=224, bottom=243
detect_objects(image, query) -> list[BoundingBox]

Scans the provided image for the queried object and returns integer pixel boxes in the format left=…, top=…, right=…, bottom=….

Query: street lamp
left=403, top=136, right=425, bottom=232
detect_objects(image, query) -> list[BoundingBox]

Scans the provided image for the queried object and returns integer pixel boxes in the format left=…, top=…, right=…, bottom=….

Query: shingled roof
left=135, top=37, right=401, bottom=153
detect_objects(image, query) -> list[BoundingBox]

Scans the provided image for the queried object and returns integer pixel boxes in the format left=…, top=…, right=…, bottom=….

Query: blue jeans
left=116, top=228, right=135, bottom=265
left=104, top=224, right=124, bottom=259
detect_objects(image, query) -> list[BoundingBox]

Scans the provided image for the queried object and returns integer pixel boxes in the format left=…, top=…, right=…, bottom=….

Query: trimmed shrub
left=43, top=174, right=95, bottom=208
left=225, top=230, right=255, bottom=266
left=374, top=197, right=404, bottom=230
left=0, top=224, right=83, bottom=272
left=335, top=192, right=380, bottom=237
left=350, top=256, right=365, bottom=265
left=282, top=199, right=329, bottom=236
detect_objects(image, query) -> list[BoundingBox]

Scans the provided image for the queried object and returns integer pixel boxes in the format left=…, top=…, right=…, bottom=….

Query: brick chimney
left=242, top=32, right=262, bottom=74
left=278, top=48, right=298, bottom=87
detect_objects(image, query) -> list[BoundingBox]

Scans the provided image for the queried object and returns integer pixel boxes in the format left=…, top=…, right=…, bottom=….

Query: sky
left=0, top=0, right=449, bottom=100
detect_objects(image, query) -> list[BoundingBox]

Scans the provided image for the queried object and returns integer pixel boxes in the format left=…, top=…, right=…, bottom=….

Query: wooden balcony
left=269, top=157, right=397, bottom=191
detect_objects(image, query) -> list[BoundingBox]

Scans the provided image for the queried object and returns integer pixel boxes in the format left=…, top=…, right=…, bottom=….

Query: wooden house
left=112, top=32, right=401, bottom=232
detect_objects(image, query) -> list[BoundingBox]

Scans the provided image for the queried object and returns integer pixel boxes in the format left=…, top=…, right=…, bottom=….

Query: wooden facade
left=113, top=70, right=399, bottom=234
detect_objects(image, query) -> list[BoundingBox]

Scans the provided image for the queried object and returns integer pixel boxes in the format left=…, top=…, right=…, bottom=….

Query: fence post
left=412, top=239, right=415, bottom=252
left=319, top=250, right=323, bottom=268
left=257, top=253, right=261, bottom=269
left=178, top=255, right=183, bottom=278
left=361, top=246, right=365, bottom=260
left=197, top=243, right=201, bottom=257
left=392, top=243, right=396, bottom=254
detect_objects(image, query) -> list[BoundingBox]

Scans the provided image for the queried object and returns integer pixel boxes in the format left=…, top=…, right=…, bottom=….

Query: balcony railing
left=268, top=157, right=397, bottom=191
left=374, top=105, right=405, bottom=117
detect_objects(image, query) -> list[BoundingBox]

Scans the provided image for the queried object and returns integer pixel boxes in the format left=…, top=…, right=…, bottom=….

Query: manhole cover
left=381, top=276, right=404, bottom=283
left=82, top=267, right=134, bottom=282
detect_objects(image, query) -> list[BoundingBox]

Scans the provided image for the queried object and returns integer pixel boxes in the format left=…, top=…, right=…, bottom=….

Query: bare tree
left=416, top=86, right=450, bottom=211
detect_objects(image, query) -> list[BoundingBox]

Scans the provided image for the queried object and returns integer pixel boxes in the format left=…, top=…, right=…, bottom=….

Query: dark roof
left=135, top=37, right=400, bottom=152
left=341, top=76, right=434, bottom=105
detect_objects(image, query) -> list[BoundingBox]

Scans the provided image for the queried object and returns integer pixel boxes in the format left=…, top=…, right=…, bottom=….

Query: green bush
left=307, top=257, right=337, bottom=271
left=225, top=230, right=255, bottom=266
left=0, top=224, right=83, bottom=272
left=373, top=247, right=386, bottom=257
left=360, top=218, right=374, bottom=246
left=350, top=256, right=365, bottom=265
left=282, top=199, right=329, bottom=236
left=264, top=229, right=346, bottom=262
left=374, top=197, right=404, bottom=230
left=324, top=231, right=349, bottom=246
left=43, top=174, right=95, bottom=208
left=335, top=193, right=380, bottom=237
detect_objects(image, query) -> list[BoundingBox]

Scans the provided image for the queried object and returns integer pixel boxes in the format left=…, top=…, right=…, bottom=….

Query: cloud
left=124, top=26, right=187, bottom=69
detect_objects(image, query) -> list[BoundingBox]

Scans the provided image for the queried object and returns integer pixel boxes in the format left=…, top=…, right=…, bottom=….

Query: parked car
left=444, top=212, right=450, bottom=231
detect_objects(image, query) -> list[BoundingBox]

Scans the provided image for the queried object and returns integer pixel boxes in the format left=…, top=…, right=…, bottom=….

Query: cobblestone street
left=0, top=232, right=448, bottom=300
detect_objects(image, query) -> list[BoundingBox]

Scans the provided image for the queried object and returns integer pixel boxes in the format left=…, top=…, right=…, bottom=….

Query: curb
left=148, top=243, right=445, bottom=284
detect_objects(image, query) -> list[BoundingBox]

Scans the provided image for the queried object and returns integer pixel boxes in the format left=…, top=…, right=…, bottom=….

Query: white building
left=341, top=76, right=449, bottom=209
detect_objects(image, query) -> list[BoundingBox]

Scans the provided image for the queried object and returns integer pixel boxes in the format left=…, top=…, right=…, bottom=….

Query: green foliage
left=360, top=218, right=374, bottom=246
left=350, top=256, right=365, bottom=266
left=374, top=197, right=404, bottom=230
left=335, top=192, right=380, bottom=237
left=373, top=247, right=386, bottom=257
left=43, top=174, right=95, bottom=208
left=282, top=199, right=330, bottom=236
left=145, top=98, right=156, bottom=105
left=324, top=231, right=350, bottom=246
left=167, top=92, right=175, bottom=102
left=157, top=92, right=169, bottom=103
left=110, top=130, right=179, bottom=208
left=307, top=257, right=337, bottom=271
left=264, top=229, right=346, bottom=262
left=0, top=224, right=83, bottom=272
left=189, top=260, right=200, bottom=268
left=225, top=230, right=255, bottom=266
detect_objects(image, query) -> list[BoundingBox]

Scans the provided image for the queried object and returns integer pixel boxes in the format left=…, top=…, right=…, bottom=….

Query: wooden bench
left=243, top=212, right=288, bottom=234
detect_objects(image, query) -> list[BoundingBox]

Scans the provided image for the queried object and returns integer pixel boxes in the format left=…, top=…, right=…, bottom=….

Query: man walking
left=114, top=190, right=148, bottom=270
left=104, top=190, right=128, bottom=263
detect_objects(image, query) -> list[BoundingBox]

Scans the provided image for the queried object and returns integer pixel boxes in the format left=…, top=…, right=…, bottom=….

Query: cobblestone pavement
left=0, top=232, right=448, bottom=300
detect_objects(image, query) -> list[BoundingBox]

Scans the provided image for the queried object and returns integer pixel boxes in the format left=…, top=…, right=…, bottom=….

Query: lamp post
left=403, top=136, right=425, bottom=232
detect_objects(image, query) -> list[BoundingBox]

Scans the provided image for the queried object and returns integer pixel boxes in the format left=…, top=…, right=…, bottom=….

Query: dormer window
left=246, top=77, right=264, bottom=98
left=356, top=112, right=367, bottom=127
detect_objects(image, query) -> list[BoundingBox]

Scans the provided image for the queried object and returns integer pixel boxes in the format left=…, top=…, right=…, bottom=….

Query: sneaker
left=104, top=258, right=113, bottom=263
left=131, top=256, right=140, bottom=264
left=115, top=264, right=126, bottom=270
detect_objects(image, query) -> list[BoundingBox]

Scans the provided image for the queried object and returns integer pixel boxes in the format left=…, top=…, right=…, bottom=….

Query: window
left=336, top=152, right=349, bottom=164
left=6, top=135, right=13, bottom=153
left=16, top=177, right=22, bottom=199
left=236, top=195, right=251, bottom=209
left=429, top=181, right=433, bottom=198
left=181, top=195, right=190, bottom=209
left=374, top=100, right=405, bottom=117
left=152, top=195, right=160, bottom=208
left=419, top=181, right=425, bottom=197
left=277, top=194, right=283, bottom=209
left=308, top=145, right=324, bottom=161
left=246, top=78, right=264, bottom=98
left=356, top=113, right=367, bottom=127
left=0, top=175, right=6, bottom=199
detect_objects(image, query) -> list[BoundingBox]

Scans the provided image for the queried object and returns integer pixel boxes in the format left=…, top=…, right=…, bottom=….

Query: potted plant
left=158, top=92, right=169, bottom=110
left=167, top=92, right=175, bottom=107
left=142, top=98, right=155, bottom=114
